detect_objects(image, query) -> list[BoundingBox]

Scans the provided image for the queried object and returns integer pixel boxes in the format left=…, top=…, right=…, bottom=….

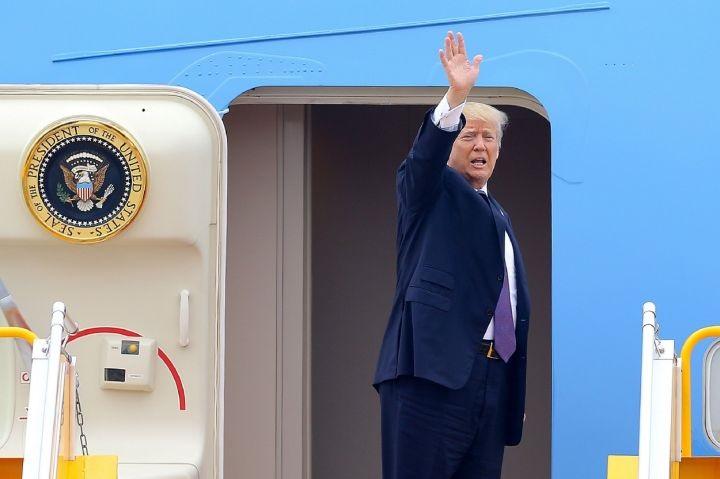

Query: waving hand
left=439, top=32, right=483, bottom=108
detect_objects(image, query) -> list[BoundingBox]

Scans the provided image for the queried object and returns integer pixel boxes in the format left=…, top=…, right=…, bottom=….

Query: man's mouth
left=471, top=159, right=487, bottom=167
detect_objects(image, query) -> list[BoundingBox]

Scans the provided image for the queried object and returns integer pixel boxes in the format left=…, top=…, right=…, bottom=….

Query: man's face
left=447, top=118, right=500, bottom=189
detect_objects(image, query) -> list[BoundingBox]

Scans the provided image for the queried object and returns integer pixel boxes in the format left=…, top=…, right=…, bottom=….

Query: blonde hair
left=462, top=102, right=509, bottom=144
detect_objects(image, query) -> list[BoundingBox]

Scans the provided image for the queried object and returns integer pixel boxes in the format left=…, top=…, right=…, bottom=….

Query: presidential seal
left=22, top=118, right=148, bottom=243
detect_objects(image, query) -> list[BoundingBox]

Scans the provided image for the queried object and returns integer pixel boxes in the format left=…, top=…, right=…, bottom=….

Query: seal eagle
left=60, top=161, right=109, bottom=212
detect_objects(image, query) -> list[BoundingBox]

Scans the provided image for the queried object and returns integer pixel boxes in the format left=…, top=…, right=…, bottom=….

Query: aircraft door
left=0, top=85, right=226, bottom=479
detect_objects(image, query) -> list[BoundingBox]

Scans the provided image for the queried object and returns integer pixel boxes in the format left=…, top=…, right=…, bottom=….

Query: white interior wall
left=223, top=105, right=307, bottom=479
left=0, top=87, right=224, bottom=479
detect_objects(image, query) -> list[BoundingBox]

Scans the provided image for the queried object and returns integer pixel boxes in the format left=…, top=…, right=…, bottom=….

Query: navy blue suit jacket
left=373, top=109, right=531, bottom=446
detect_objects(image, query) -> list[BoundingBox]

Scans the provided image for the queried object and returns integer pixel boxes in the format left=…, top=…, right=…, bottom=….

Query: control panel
left=101, top=337, right=157, bottom=391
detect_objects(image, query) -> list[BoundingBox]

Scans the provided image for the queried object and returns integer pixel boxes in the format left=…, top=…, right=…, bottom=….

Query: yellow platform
left=0, top=456, right=118, bottom=479
left=59, top=455, right=118, bottom=479
left=608, top=455, right=720, bottom=479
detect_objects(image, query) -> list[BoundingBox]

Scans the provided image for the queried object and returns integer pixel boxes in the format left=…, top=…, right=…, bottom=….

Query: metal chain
left=74, top=373, right=89, bottom=456
left=653, top=320, right=665, bottom=355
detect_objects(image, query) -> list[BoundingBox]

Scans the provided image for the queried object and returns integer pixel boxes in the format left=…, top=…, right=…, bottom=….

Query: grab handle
left=0, top=326, right=37, bottom=345
left=680, top=325, right=720, bottom=456
left=179, top=290, right=190, bottom=347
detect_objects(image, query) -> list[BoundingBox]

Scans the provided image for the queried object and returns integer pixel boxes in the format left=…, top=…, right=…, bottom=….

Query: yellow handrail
left=680, top=326, right=720, bottom=457
left=0, top=326, right=37, bottom=345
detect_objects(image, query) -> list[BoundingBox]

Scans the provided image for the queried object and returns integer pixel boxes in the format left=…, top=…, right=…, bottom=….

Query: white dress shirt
left=431, top=95, right=518, bottom=339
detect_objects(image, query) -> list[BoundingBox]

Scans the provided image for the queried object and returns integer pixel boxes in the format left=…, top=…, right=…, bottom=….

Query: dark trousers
left=378, top=352, right=509, bottom=479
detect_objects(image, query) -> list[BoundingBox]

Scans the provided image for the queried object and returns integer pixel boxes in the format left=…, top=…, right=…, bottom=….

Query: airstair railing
left=638, top=302, right=657, bottom=479
left=0, top=327, right=37, bottom=345
left=637, top=302, right=676, bottom=479
left=21, top=302, right=77, bottom=479
left=608, top=305, right=720, bottom=478
left=679, top=325, right=720, bottom=457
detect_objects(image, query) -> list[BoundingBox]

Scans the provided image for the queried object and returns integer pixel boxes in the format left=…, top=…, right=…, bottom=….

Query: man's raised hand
left=439, top=32, right=483, bottom=108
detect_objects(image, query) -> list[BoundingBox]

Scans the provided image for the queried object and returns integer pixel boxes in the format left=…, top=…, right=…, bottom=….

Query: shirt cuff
left=432, top=94, right=466, bottom=131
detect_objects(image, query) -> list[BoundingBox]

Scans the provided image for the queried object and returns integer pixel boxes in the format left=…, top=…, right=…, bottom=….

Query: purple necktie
left=493, top=264, right=516, bottom=362
left=477, top=189, right=516, bottom=362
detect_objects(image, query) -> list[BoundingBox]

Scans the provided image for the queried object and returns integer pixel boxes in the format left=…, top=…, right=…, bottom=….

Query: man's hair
left=462, top=102, right=509, bottom=145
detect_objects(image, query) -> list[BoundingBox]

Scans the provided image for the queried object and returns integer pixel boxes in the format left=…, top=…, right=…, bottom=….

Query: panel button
left=104, top=368, right=126, bottom=383
left=121, top=340, right=140, bottom=355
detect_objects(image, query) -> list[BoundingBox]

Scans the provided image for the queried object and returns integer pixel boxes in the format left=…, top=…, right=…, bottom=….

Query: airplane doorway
left=224, top=88, right=551, bottom=479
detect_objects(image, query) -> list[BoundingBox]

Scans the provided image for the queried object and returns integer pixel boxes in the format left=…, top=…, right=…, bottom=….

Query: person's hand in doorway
left=438, top=31, right=483, bottom=108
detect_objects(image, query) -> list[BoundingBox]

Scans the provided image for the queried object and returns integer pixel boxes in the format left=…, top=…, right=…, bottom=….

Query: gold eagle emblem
left=58, top=153, right=114, bottom=211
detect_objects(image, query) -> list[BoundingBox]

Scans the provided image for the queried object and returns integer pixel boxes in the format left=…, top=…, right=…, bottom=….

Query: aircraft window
left=0, top=341, right=14, bottom=448
left=704, top=340, right=720, bottom=449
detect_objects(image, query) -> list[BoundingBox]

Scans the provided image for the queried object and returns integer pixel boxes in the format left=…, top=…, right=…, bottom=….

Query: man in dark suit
left=373, top=32, right=531, bottom=479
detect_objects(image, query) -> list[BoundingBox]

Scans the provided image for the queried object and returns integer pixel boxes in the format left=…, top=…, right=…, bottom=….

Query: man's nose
left=473, top=138, right=487, bottom=151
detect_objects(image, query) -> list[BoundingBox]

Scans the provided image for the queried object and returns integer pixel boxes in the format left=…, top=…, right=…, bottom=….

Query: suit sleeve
left=398, top=109, right=465, bottom=211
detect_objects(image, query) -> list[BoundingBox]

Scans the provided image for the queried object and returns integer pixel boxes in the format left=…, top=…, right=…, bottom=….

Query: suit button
left=497, top=274, right=503, bottom=282
left=486, top=309, right=494, bottom=319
